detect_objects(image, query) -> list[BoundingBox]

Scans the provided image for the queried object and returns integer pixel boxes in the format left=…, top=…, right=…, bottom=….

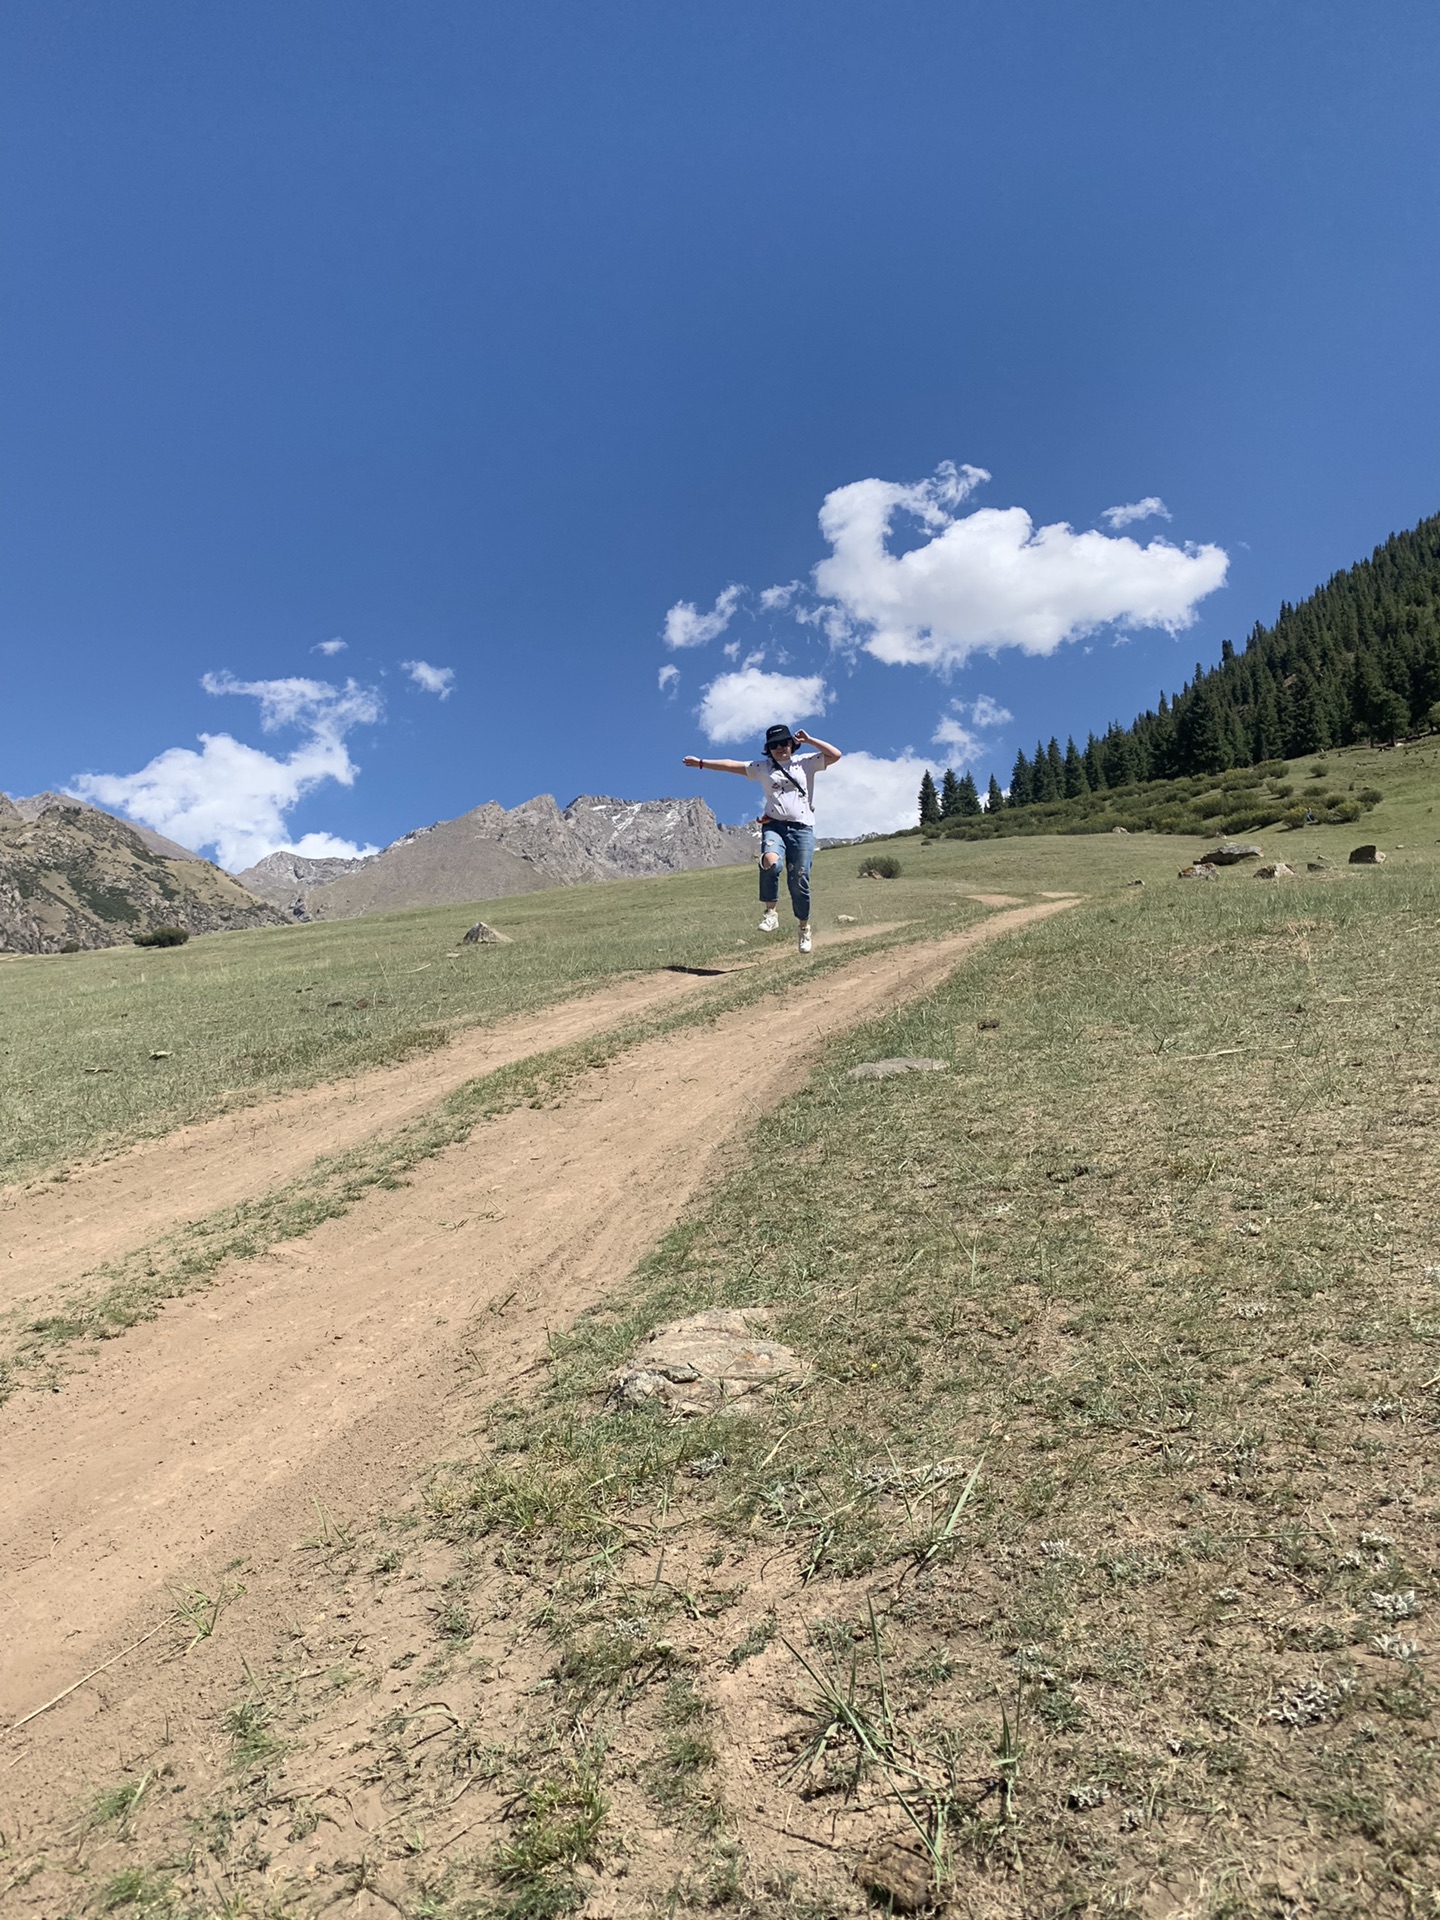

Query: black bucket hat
left=764, top=723, right=794, bottom=751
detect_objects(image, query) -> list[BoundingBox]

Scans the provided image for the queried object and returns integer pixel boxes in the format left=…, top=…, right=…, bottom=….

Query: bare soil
left=0, top=904, right=1071, bottom=1911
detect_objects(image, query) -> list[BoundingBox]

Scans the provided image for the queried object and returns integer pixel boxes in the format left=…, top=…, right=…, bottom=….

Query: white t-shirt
left=745, top=751, right=826, bottom=827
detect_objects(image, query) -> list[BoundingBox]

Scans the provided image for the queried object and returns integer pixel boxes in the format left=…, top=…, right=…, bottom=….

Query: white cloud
left=1102, top=496, right=1171, bottom=529
left=285, top=830, right=379, bottom=859
left=72, top=673, right=383, bottom=872
left=658, top=663, right=679, bottom=693
left=810, top=462, right=1226, bottom=667
left=696, top=667, right=828, bottom=744
left=759, top=580, right=801, bottom=611
left=315, top=637, right=347, bottom=655
left=663, top=583, right=744, bottom=649
left=402, top=658, right=455, bottom=699
left=815, top=751, right=942, bottom=839
left=968, top=693, right=1013, bottom=728
left=932, top=714, right=983, bottom=763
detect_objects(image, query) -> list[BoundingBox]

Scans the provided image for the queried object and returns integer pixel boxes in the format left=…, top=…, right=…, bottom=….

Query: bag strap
left=766, top=751, right=809, bottom=798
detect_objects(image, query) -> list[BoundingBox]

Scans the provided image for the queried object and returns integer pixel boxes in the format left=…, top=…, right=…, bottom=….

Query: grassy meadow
left=56, top=744, right=1440, bottom=1920
left=395, top=851, right=1440, bottom=1917
left=0, top=829, right=1199, bottom=1187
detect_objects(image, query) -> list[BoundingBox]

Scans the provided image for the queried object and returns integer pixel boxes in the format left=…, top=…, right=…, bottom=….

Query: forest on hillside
left=921, top=510, right=1440, bottom=836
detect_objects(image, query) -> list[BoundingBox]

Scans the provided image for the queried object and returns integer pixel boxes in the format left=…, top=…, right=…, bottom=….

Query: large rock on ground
left=1178, top=862, right=1220, bottom=881
left=1254, top=862, right=1295, bottom=879
left=1349, top=844, right=1387, bottom=865
left=1197, top=842, right=1263, bottom=866
left=609, top=1308, right=806, bottom=1416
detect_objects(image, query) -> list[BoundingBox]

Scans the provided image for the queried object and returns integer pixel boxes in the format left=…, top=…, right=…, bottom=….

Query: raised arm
left=793, top=729, right=842, bottom=766
left=683, top=755, right=750, bottom=775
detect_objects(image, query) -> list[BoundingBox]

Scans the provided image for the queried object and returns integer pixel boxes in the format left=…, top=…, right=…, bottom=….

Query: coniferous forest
left=923, top=510, right=1440, bottom=837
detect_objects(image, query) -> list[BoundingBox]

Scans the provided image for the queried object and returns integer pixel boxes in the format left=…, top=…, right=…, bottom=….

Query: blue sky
left=3, top=2, right=1438, bottom=863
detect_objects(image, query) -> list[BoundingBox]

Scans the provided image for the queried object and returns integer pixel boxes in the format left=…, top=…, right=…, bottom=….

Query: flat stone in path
left=609, top=1308, right=806, bottom=1416
left=848, top=1056, right=949, bottom=1079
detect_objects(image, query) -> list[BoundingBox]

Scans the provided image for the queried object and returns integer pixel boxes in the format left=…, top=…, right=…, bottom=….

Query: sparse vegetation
left=11, top=787, right=1440, bottom=1918
left=859, top=854, right=902, bottom=877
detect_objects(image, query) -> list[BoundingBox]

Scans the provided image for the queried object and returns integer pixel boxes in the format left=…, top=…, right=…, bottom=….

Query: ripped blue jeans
left=760, top=820, right=814, bottom=922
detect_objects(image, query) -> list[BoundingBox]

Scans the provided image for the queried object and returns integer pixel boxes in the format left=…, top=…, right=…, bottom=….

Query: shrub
left=133, top=925, right=190, bottom=948
left=1357, top=787, right=1383, bottom=806
left=1195, top=793, right=1226, bottom=818
left=59, top=939, right=82, bottom=954
left=859, top=856, right=902, bottom=879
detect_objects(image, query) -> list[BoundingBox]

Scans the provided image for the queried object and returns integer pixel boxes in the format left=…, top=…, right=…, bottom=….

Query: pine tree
left=1063, top=736, right=1089, bottom=798
left=957, top=771, right=981, bottom=815
left=1176, top=683, right=1231, bottom=774
left=985, top=773, right=1004, bottom=813
left=1083, top=732, right=1107, bottom=790
left=1010, top=749, right=1033, bottom=807
left=1031, top=739, right=1056, bottom=803
left=939, top=768, right=961, bottom=818
left=1046, top=736, right=1065, bottom=798
left=918, top=770, right=941, bottom=825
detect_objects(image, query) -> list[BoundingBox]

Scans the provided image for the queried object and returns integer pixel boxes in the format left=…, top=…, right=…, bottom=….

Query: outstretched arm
left=683, top=755, right=749, bottom=774
left=793, top=729, right=842, bottom=766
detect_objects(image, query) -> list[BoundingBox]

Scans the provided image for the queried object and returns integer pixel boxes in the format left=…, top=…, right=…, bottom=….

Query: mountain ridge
left=239, top=791, right=759, bottom=920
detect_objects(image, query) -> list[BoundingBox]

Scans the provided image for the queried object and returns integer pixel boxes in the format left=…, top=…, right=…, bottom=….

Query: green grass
left=0, top=849, right=1014, bottom=1186
left=430, top=849, right=1440, bottom=1915
left=930, top=733, right=1440, bottom=843
left=10, top=743, right=1428, bottom=1187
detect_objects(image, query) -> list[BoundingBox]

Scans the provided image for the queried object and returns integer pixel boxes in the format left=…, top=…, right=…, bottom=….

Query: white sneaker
left=758, top=907, right=779, bottom=932
left=798, top=921, right=812, bottom=953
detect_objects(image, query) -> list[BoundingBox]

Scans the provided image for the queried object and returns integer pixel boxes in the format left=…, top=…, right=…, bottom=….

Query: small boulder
left=461, top=920, right=511, bottom=943
left=1110, top=826, right=1130, bottom=835
left=1307, top=857, right=1332, bottom=872
left=836, top=913, right=857, bottom=924
left=609, top=1308, right=806, bottom=1417
left=1348, top=845, right=1387, bottom=865
left=1197, top=842, right=1262, bottom=866
left=848, top=1057, right=949, bottom=1079
left=1178, top=862, right=1220, bottom=881
left=1254, top=862, right=1295, bottom=880
left=857, top=1841, right=944, bottom=1914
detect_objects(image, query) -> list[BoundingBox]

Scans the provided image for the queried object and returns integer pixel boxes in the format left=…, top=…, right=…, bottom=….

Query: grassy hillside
left=400, top=856, right=1440, bottom=1917
left=0, top=802, right=283, bottom=953
left=0, top=846, right=997, bottom=1184
left=6, top=758, right=1438, bottom=1187
left=930, top=735, right=1440, bottom=843
left=80, top=838, right=1440, bottom=1919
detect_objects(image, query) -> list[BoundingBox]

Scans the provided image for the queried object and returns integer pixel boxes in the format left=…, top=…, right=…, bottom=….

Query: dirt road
left=0, top=927, right=904, bottom=1316
left=0, top=903, right=1073, bottom=1878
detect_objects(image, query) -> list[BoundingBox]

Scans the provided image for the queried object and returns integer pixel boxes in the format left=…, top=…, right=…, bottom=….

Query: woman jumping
left=683, top=723, right=842, bottom=952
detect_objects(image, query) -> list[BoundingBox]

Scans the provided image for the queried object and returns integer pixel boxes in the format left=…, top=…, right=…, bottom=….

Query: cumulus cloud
left=816, top=751, right=943, bottom=839
left=1101, top=496, right=1171, bottom=529
left=402, top=659, right=455, bottom=698
left=286, top=830, right=379, bottom=859
left=73, top=673, right=383, bottom=872
left=314, top=637, right=347, bottom=655
left=664, top=583, right=744, bottom=649
left=658, top=663, right=680, bottom=693
left=697, top=668, right=828, bottom=744
left=967, top=693, right=1013, bottom=728
left=932, top=713, right=984, bottom=763
left=808, top=462, right=1226, bottom=667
